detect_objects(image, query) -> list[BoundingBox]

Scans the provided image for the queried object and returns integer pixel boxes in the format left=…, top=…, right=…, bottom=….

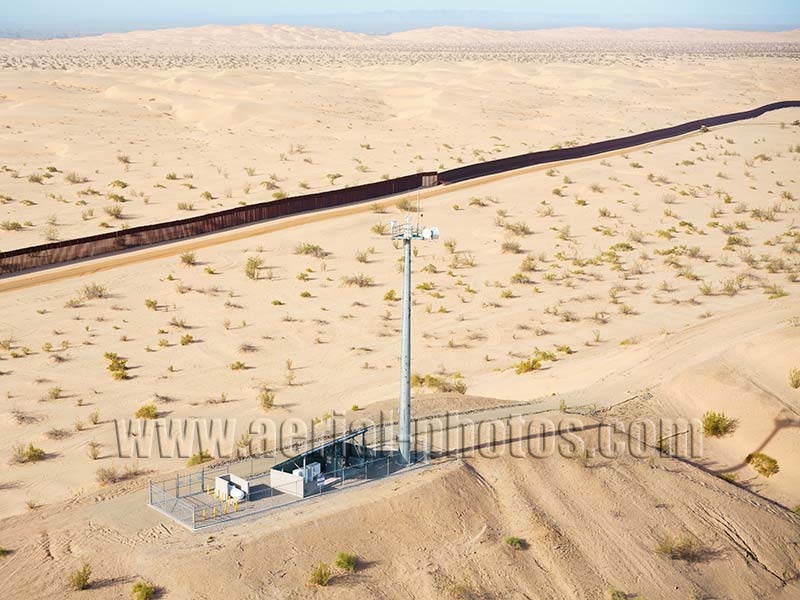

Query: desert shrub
left=103, top=204, right=123, bottom=219
left=444, top=238, right=457, bottom=253
left=96, top=466, right=120, bottom=484
left=186, top=451, right=212, bottom=467
left=655, top=535, right=705, bottom=562
left=384, top=289, right=399, bottom=302
left=510, top=273, right=531, bottom=284
left=180, top=252, right=197, bottom=266
left=342, top=274, right=373, bottom=288
left=295, top=242, right=326, bottom=258
left=371, top=222, right=389, bottom=235
left=502, top=240, right=522, bottom=254
left=702, top=411, right=737, bottom=437
left=245, top=256, right=264, bottom=280
left=131, top=581, right=156, bottom=600
left=179, top=334, right=193, bottom=346
left=0, top=548, right=9, bottom=557
left=10, top=442, right=45, bottom=464
left=106, top=354, right=129, bottom=380
left=515, top=357, right=541, bottom=374
left=230, top=361, right=246, bottom=371
left=134, top=404, right=158, bottom=419
left=308, top=563, right=332, bottom=586
left=789, top=367, right=800, bottom=389
left=746, top=452, right=779, bottom=477
left=411, top=373, right=467, bottom=394
left=519, top=255, right=538, bottom=272
left=81, top=282, right=107, bottom=299
left=69, top=563, right=92, bottom=590
left=503, top=536, right=524, bottom=550
left=65, top=171, right=88, bottom=184
left=144, top=298, right=158, bottom=310
left=258, top=386, right=275, bottom=411
left=396, top=197, right=415, bottom=212
left=504, top=221, right=531, bottom=236
left=86, top=441, right=101, bottom=460
left=334, top=551, right=357, bottom=572
left=449, top=253, right=475, bottom=269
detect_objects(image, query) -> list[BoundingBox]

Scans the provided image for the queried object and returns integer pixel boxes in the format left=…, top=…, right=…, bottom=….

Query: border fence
left=1, top=101, right=798, bottom=276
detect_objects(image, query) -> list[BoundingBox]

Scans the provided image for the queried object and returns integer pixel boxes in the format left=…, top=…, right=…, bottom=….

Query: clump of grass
left=10, top=442, right=45, bottom=464
left=187, top=451, right=212, bottom=467
left=81, top=282, right=107, bottom=300
left=295, top=242, right=326, bottom=258
left=790, top=367, right=800, bottom=389
left=65, top=171, right=88, bottom=184
left=411, top=372, right=467, bottom=394
left=230, top=360, right=246, bottom=371
left=87, top=440, right=101, bottom=460
left=501, top=240, right=522, bottom=254
left=334, top=551, right=357, bottom=572
left=258, top=386, right=275, bottom=411
left=69, top=563, right=92, bottom=591
left=245, top=256, right=264, bottom=280
left=105, top=352, right=129, bottom=380
left=308, top=563, right=332, bottom=586
left=180, top=252, right=197, bottom=266
left=702, top=411, right=737, bottom=437
left=746, top=452, right=779, bottom=477
left=342, top=274, right=373, bottom=288
left=131, top=581, right=156, bottom=600
left=655, top=535, right=705, bottom=562
left=384, top=289, right=399, bottom=301
left=503, top=536, right=524, bottom=550
left=134, top=404, right=157, bottom=419
left=103, top=204, right=123, bottom=219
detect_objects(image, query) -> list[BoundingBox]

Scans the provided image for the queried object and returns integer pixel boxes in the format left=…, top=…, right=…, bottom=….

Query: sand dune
left=0, top=24, right=799, bottom=599
left=1, top=414, right=799, bottom=599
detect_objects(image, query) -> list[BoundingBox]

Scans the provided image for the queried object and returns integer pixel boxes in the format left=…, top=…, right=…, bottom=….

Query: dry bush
left=334, top=551, right=357, bottom=572
left=134, top=404, right=157, bottom=419
left=342, top=274, right=374, bottom=288
left=789, top=367, right=800, bottom=389
left=186, top=451, right=212, bottom=467
left=746, top=452, right=779, bottom=477
left=10, top=443, right=45, bottom=464
left=308, top=563, right=332, bottom=586
left=655, top=535, right=706, bottom=563
left=131, top=581, right=156, bottom=600
left=702, top=411, right=737, bottom=437
left=295, top=242, right=326, bottom=258
left=69, top=563, right=92, bottom=591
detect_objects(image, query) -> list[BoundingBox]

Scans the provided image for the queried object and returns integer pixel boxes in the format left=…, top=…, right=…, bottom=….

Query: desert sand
left=0, top=25, right=799, bottom=599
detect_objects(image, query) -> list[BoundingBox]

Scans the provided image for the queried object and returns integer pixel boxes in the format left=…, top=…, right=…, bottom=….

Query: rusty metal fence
left=2, top=101, right=798, bottom=276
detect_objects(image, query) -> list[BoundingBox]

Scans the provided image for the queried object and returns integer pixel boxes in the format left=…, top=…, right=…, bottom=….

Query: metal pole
left=399, top=236, right=412, bottom=464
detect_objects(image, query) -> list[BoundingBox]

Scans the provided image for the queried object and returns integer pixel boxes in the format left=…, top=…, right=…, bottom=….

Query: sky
left=2, top=0, right=799, bottom=38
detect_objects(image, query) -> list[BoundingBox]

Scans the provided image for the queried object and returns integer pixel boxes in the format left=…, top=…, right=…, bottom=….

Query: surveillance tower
left=390, top=214, right=439, bottom=464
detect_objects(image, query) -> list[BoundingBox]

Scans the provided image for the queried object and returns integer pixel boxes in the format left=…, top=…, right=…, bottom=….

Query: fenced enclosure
left=2, top=101, right=798, bottom=276
left=148, top=435, right=430, bottom=531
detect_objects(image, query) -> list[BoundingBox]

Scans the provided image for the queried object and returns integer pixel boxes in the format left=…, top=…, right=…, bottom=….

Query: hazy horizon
left=3, top=4, right=799, bottom=39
